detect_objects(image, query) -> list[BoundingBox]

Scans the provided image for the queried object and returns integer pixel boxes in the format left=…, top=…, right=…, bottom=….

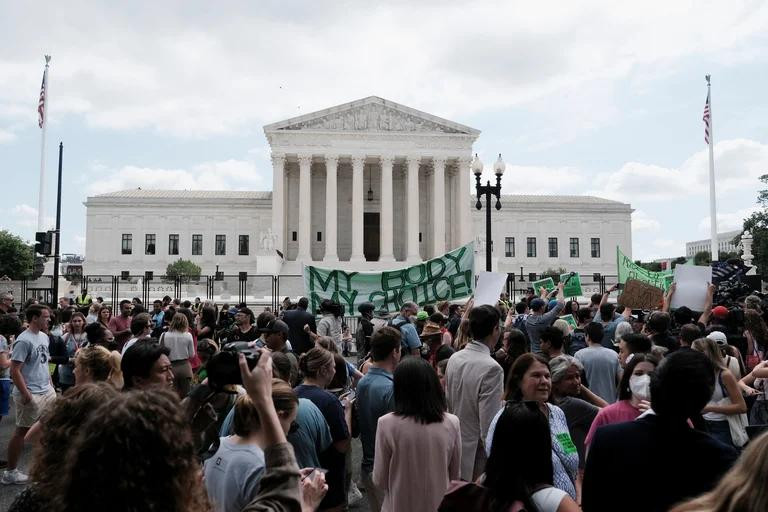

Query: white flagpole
left=706, top=75, right=718, bottom=261
left=37, top=55, right=51, bottom=231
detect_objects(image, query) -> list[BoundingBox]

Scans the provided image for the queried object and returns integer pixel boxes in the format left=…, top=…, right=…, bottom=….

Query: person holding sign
left=526, top=281, right=566, bottom=353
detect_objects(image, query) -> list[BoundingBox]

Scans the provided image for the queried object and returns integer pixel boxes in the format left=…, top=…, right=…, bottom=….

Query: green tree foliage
left=634, top=260, right=662, bottom=272
left=743, top=174, right=768, bottom=279
left=0, top=230, right=35, bottom=279
left=540, top=267, right=568, bottom=282
left=694, top=251, right=711, bottom=266
left=165, top=259, right=202, bottom=283
left=670, top=256, right=688, bottom=269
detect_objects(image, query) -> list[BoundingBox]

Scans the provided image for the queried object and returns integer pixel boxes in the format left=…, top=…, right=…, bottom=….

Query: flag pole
left=706, top=75, right=718, bottom=262
left=37, top=55, right=51, bottom=231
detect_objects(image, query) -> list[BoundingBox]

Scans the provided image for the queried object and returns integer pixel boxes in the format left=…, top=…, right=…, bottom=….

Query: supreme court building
left=84, top=96, right=632, bottom=277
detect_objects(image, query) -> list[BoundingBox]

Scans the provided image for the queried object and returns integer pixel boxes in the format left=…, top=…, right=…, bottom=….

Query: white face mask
left=629, top=374, right=651, bottom=401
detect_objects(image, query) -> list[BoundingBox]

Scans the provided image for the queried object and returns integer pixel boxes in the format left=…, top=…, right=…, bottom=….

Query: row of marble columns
left=271, top=153, right=471, bottom=263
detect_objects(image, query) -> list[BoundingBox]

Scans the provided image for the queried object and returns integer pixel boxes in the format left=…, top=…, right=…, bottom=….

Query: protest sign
left=303, top=242, right=474, bottom=316
left=670, top=264, right=712, bottom=311
left=617, top=247, right=673, bottom=291
left=561, top=314, right=577, bottom=328
left=474, top=271, right=508, bottom=307
left=617, top=279, right=664, bottom=310
left=560, top=272, right=583, bottom=297
left=532, top=277, right=555, bottom=294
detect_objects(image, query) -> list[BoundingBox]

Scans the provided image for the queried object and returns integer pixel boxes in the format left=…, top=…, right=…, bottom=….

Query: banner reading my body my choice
left=617, top=247, right=673, bottom=291
left=304, top=243, right=475, bottom=316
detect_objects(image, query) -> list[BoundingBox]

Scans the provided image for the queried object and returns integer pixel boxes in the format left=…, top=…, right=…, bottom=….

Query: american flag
left=37, top=71, right=46, bottom=128
left=711, top=260, right=749, bottom=284
left=703, top=90, right=711, bottom=144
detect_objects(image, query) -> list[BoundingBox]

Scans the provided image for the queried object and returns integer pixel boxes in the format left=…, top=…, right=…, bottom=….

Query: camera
left=206, top=342, right=261, bottom=390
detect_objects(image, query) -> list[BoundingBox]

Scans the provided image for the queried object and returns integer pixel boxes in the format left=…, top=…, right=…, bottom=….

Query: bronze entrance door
left=363, top=213, right=380, bottom=261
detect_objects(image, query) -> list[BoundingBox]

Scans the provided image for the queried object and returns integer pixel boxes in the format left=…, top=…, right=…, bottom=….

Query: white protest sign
left=474, top=271, right=508, bottom=307
left=670, top=264, right=712, bottom=311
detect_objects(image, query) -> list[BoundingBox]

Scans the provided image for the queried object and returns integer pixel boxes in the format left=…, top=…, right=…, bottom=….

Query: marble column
left=324, top=154, right=339, bottom=262
left=297, top=154, right=312, bottom=262
left=432, top=157, right=446, bottom=257
left=350, top=155, right=365, bottom=262
left=457, top=156, right=472, bottom=247
left=271, top=153, right=286, bottom=255
left=406, top=156, right=421, bottom=262
left=379, top=155, right=395, bottom=262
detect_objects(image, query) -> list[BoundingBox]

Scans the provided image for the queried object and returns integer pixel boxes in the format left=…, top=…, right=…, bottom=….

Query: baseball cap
left=706, top=331, right=728, bottom=346
left=260, top=319, right=290, bottom=335
left=529, top=298, right=546, bottom=311
left=711, top=306, right=729, bottom=319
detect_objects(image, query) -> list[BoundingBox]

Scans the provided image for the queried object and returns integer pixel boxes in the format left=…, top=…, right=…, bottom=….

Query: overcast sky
left=1, top=1, right=767, bottom=262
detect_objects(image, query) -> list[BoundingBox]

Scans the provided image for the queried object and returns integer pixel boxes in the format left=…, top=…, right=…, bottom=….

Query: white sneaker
left=348, top=481, right=364, bottom=505
left=1, top=469, right=29, bottom=485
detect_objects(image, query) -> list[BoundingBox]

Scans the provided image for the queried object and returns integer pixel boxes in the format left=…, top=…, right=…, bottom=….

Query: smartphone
left=340, top=389, right=357, bottom=402
left=616, top=283, right=625, bottom=291
left=302, top=467, right=328, bottom=482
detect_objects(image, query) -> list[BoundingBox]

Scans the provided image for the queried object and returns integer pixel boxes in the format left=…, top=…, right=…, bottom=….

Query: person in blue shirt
left=388, top=302, right=421, bottom=356
left=151, top=300, right=165, bottom=330
left=357, top=326, right=401, bottom=512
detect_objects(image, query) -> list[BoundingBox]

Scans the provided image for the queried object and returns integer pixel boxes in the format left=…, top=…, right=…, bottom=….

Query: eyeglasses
left=289, top=421, right=299, bottom=434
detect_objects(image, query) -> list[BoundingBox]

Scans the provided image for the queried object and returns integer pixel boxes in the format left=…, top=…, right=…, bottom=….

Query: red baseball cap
left=711, top=306, right=729, bottom=319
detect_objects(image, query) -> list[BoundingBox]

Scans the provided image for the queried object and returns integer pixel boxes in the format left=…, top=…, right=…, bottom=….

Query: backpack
left=388, top=317, right=412, bottom=353
left=512, top=314, right=529, bottom=340
left=568, top=329, right=587, bottom=355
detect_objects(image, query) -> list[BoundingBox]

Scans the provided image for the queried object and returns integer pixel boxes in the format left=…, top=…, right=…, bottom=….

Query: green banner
left=560, top=273, right=583, bottom=297
left=303, top=243, right=475, bottom=316
left=617, top=247, right=673, bottom=291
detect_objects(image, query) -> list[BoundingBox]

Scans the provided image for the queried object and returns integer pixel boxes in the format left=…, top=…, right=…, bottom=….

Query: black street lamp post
left=473, top=153, right=506, bottom=272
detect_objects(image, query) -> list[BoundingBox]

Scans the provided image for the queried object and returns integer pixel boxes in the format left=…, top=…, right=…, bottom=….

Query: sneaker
left=347, top=481, right=364, bottom=505
left=1, top=469, right=29, bottom=485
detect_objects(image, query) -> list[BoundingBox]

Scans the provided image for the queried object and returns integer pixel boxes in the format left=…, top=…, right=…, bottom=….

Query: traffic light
left=32, top=256, right=45, bottom=279
left=35, top=231, right=53, bottom=256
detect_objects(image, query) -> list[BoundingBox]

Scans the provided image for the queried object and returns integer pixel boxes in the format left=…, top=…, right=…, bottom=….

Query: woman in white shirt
left=159, top=313, right=195, bottom=398
left=692, top=337, right=747, bottom=448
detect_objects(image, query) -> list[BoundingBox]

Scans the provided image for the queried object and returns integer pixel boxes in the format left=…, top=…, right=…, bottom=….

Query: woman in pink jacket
left=373, top=357, right=461, bottom=512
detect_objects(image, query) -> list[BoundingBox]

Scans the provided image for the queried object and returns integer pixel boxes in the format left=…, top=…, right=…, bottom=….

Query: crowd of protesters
left=0, top=273, right=767, bottom=511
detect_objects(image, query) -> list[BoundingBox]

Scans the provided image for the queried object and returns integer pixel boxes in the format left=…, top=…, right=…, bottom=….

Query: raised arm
left=696, top=283, right=716, bottom=326
left=662, top=282, right=676, bottom=313
left=600, top=284, right=618, bottom=309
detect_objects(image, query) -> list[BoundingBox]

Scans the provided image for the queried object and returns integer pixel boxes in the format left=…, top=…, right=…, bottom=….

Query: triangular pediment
left=264, top=96, right=479, bottom=135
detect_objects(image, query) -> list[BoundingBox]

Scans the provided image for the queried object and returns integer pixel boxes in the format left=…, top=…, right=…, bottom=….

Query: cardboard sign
left=617, top=279, right=664, bottom=310
left=560, top=272, right=583, bottom=297
left=532, top=277, right=555, bottom=294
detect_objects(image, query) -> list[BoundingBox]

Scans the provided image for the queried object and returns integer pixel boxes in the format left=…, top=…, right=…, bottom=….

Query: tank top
left=703, top=371, right=726, bottom=421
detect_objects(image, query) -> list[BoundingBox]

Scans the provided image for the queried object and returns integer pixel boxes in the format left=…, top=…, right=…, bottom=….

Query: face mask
left=629, top=374, right=651, bottom=401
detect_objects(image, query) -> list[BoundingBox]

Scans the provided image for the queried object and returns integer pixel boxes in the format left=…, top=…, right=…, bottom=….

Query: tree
left=670, top=256, right=688, bottom=269
left=0, top=230, right=35, bottom=279
left=694, top=251, right=711, bottom=266
left=743, top=174, right=768, bottom=279
left=540, top=267, right=568, bottom=282
left=165, top=259, right=202, bottom=283
left=634, top=260, right=662, bottom=272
